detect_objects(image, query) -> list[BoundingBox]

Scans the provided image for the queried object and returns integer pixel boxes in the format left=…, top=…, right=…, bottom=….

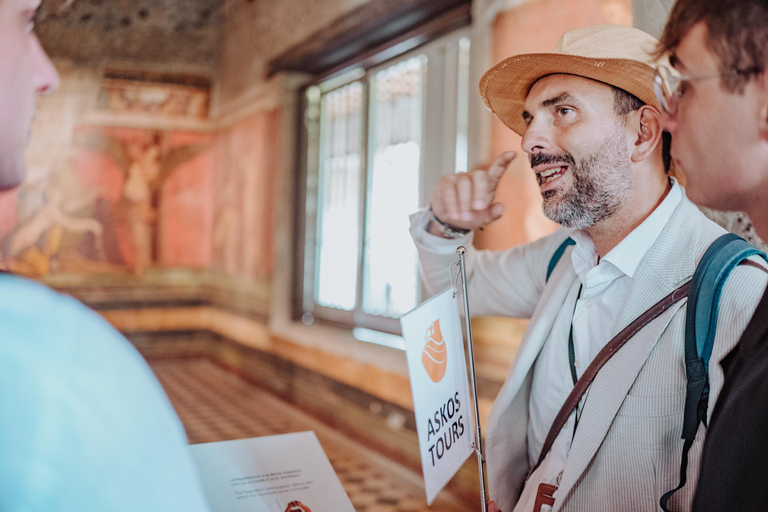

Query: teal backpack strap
left=660, top=233, right=768, bottom=511
left=546, top=237, right=575, bottom=282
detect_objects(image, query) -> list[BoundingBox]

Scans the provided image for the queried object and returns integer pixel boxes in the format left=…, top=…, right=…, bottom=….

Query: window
left=300, top=29, right=471, bottom=335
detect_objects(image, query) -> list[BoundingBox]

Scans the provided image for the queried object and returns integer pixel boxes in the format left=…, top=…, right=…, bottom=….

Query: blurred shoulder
left=0, top=274, right=109, bottom=332
left=0, top=274, right=141, bottom=366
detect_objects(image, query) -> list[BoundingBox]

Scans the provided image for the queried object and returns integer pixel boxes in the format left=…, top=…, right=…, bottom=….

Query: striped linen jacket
left=410, top=192, right=768, bottom=512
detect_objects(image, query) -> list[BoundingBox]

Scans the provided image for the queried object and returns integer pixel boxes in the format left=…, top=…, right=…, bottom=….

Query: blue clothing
left=0, top=274, right=210, bottom=511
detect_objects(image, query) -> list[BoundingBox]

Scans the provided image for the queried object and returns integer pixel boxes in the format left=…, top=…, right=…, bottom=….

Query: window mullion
left=302, top=87, right=322, bottom=322
left=354, top=75, right=372, bottom=322
left=442, top=42, right=459, bottom=176
left=420, top=47, right=445, bottom=209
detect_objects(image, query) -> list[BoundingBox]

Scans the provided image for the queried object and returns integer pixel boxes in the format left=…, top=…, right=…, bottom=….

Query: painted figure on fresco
left=212, top=157, right=241, bottom=276
left=5, top=173, right=103, bottom=276
left=0, top=165, right=116, bottom=276
left=74, top=130, right=207, bottom=275
left=122, top=133, right=162, bottom=275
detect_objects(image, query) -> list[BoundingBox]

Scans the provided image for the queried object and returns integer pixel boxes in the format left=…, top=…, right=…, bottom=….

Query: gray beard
left=541, top=131, right=633, bottom=230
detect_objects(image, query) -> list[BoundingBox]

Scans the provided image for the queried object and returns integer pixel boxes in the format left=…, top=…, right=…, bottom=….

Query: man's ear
left=629, top=105, right=663, bottom=164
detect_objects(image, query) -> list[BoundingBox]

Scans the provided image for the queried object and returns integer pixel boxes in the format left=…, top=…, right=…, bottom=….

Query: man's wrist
left=427, top=206, right=471, bottom=239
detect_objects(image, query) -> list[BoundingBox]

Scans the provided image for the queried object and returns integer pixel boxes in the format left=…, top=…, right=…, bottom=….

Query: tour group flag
left=400, top=288, right=473, bottom=505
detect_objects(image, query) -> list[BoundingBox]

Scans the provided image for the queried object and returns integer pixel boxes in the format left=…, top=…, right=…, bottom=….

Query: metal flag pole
left=456, top=246, right=489, bottom=512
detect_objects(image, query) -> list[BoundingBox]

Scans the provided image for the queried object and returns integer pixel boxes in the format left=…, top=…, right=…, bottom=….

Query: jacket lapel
left=486, top=245, right=579, bottom=511
left=488, top=262, right=578, bottom=427
left=554, top=280, right=685, bottom=509
left=608, top=198, right=700, bottom=340
left=553, top=196, right=703, bottom=509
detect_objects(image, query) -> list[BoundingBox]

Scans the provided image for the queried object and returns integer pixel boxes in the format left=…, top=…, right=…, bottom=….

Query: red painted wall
left=210, top=110, right=280, bottom=282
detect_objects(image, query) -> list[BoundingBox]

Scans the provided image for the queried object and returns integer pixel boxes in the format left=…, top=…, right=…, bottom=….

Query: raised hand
left=430, top=151, right=516, bottom=233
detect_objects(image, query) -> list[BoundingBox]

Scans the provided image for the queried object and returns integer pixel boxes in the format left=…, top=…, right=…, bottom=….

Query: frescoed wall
left=0, top=126, right=214, bottom=277
left=0, top=58, right=281, bottom=284
left=210, top=110, right=280, bottom=282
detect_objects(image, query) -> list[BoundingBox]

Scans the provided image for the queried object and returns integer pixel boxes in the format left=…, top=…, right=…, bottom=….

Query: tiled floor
left=151, top=357, right=471, bottom=512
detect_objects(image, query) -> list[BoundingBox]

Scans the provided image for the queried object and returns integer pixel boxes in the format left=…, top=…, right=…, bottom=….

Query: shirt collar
left=605, top=178, right=682, bottom=278
left=570, top=178, right=683, bottom=282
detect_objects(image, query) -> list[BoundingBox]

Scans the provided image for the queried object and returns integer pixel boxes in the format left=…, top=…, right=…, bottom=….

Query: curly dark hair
left=657, top=0, right=767, bottom=94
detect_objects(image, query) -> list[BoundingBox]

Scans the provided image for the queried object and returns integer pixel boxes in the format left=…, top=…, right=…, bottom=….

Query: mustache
left=530, top=152, right=576, bottom=168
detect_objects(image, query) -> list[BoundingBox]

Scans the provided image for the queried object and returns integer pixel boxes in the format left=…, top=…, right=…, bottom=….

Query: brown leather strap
left=741, top=259, right=768, bottom=272
left=530, top=280, right=692, bottom=477
left=533, top=483, right=557, bottom=511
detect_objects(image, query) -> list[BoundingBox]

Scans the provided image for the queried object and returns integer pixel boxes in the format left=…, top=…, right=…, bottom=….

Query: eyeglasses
left=654, top=63, right=763, bottom=116
left=653, top=64, right=721, bottom=116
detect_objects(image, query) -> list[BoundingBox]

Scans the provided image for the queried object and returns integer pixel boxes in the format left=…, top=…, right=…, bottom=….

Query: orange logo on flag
left=422, top=319, right=447, bottom=383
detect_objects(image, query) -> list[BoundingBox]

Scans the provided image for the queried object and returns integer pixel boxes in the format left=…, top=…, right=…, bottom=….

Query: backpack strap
left=660, top=233, right=768, bottom=511
left=546, top=237, right=576, bottom=282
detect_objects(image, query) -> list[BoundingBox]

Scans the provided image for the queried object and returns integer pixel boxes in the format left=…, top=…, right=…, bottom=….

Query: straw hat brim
left=479, top=53, right=659, bottom=137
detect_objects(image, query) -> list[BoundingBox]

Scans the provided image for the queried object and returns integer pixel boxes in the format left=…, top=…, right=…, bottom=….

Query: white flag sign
left=400, top=288, right=473, bottom=505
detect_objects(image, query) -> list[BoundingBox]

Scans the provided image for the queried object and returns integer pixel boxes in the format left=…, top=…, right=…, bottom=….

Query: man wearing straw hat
left=409, top=24, right=767, bottom=511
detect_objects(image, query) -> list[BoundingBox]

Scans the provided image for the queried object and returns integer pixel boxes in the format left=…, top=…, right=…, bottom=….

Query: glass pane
left=315, top=82, right=364, bottom=310
left=455, top=37, right=471, bottom=174
left=363, top=56, right=425, bottom=318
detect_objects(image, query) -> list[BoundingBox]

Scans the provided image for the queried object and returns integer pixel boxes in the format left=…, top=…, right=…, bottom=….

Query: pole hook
left=449, top=262, right=461, bottom=297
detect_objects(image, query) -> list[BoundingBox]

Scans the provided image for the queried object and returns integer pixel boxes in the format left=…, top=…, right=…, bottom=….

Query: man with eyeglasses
left=0, top=1, right=211, bottom=510
left=655, top=1, right=768, bottom=510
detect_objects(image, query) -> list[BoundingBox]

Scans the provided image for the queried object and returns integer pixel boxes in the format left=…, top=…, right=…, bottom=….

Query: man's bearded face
left=531, top=128, right=633, bottom=229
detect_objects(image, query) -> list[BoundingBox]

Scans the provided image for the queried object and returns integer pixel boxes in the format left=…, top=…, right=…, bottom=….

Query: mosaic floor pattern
left=151, top=357, right=469, bottom=512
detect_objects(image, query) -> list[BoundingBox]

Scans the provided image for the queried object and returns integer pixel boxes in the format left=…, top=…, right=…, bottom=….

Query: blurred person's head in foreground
left=0, top=0, right=60, bottom=191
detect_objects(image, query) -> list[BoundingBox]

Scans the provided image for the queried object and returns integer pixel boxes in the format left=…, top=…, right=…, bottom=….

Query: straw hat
left=480, top=24, right=662, bottom=136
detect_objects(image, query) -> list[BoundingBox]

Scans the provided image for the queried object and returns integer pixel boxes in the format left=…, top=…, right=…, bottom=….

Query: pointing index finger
left=488, top=151, right=516, bottom=182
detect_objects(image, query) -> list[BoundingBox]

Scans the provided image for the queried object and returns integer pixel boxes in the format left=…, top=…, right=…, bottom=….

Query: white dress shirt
left=515, top=179, right=683, bottom=512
